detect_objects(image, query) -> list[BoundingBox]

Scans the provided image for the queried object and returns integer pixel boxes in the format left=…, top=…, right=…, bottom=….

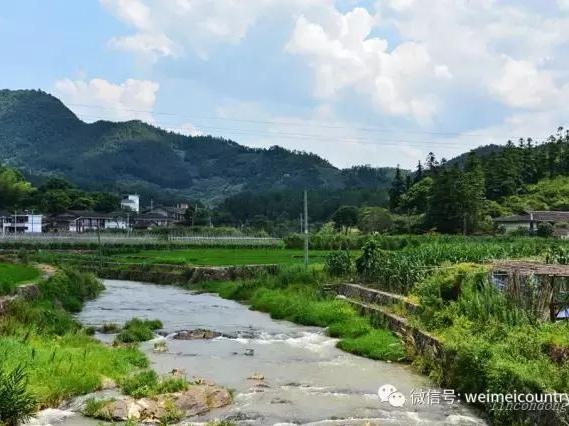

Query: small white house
left=121, top=194, right=140, bottom=213
left=0, top=212, right=43, bottom=233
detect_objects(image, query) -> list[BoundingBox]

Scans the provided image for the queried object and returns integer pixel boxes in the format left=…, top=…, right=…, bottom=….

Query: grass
left=119, top=370, right=188, bottom=398
left=0, top=263, right=40, bottom=295
left=114, top=318, right=163, bottom=344
left=199, top=268, right=405, bottom=362
left=0, top=331, right=147, bottom=407
left=0, top=268, right=148, bottom=408
left=112, top=248, right=358, bottom=266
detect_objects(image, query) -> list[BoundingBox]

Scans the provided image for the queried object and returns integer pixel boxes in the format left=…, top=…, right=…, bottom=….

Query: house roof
left=494, top=214, right=531, bottom=223
left=135, top=212, right=175, bottom=220
left=50, top=210, right=127, bottom=220
left=494, top=211, right=569, bottom=223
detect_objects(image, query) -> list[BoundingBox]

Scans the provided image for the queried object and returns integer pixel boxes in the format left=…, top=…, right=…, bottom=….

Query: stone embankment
left=331, top=282, right=442, bottom=354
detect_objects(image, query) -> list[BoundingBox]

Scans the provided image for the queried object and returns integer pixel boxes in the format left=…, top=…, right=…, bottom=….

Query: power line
left=75, top=113, right=468, bottom=148
left=66, top=101, right=545, bottom=140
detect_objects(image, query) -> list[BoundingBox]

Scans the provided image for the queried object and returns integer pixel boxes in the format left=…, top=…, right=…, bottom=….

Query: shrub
left=114, top=318, right=163, bottom=344
left=536, top=222, right=554, bottom=237
left=38, top=269, right=104, bottom=312
left=545, top=245, right=569, bottom=264
left=324, top=250, right=353, bottom=277
left=0, top=365, right=37, bottom=426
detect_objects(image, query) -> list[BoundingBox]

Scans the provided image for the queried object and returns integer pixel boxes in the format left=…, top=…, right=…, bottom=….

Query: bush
left=545, top=245, right=569, bottom=264
left=115, top=318, right=163, bottom=344
left=324, top=250, right=353, bottom=277
left=0, top=365, right=37, bottom=426
left=536, top=222, right=554, bottom=237
left=38, top=269, right=104, bottom=313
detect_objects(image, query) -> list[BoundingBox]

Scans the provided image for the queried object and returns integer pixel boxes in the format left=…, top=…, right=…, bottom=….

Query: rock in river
left=88, top=385, right=232, bottom=422
left=173, top=329, right=222, bottom=340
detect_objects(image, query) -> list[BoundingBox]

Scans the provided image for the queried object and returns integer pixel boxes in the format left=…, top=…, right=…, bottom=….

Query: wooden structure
left=492, top=261, right=569, bottom=321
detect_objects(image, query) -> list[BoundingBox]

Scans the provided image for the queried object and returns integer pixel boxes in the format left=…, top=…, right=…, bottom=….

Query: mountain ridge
left=0, top=89, right=399, bottom=204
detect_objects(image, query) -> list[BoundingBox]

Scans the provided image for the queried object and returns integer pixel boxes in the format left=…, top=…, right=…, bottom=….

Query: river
left=58, top=279, right=486, bottom=425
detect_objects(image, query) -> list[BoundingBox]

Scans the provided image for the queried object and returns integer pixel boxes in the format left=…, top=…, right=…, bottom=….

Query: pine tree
left=389, top=165, right=406, bottom=211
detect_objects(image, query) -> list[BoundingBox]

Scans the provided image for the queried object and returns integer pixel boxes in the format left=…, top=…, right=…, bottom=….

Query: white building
left=121, top=194, right=140, bottom=213
left=0, top=212, right=43, bottom=233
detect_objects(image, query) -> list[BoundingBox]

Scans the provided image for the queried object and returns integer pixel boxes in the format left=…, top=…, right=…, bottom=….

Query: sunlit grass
left=0, top=263, right=40, bottom=295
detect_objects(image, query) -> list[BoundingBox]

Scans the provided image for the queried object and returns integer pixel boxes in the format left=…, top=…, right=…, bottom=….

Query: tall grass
left=0, top=268, right=147, bottom=409
left=410, top=264, right=569, bottom=425
left=0, top=263, right=40, bottom=295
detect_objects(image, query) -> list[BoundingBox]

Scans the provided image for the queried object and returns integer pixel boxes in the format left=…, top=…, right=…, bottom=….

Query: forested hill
left=0, top=89, right=398, bottom=204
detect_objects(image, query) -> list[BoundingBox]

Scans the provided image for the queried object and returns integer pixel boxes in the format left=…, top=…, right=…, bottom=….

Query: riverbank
left=0, top=268, right=148, bottom=425
left=197, top=267, right=406, bottom=362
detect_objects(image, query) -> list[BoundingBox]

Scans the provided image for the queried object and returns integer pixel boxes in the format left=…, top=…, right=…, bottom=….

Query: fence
left=0, top=233, right=282, bottom=248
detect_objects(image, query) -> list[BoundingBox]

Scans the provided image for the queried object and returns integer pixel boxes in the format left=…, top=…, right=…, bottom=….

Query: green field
left=0, top=263, right=40, bottom=295
left=113, top=248, right=356, bottom=266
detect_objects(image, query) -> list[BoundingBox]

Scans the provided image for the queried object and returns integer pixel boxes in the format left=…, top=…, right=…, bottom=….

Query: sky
left=2, top=0, right=569, bottom=169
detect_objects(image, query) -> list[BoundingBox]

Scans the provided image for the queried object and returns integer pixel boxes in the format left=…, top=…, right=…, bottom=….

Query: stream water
left=57, top=279, right=486, bottom=425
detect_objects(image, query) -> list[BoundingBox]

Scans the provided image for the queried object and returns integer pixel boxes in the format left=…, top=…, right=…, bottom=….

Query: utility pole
left=299, top=213, right=303, bottom=233
left=303, top=190, right=309, bottom=268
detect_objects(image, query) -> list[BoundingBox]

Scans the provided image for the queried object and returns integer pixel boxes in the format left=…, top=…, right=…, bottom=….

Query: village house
left=46, top=211, right=129, bottom=232
left=0, top=211, right=43, bottom=233
left=494, top=211, right=569, bottom=237
left=132, top=204, right=188, bottom=229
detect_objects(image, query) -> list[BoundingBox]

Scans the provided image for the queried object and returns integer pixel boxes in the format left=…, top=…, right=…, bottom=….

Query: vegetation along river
left=60, top=279, right=486, bottom=425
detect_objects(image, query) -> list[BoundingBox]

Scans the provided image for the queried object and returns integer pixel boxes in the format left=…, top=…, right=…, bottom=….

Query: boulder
left=89, top=385, right=232, bottom=422
left=173, top=329, right=222, bottom=340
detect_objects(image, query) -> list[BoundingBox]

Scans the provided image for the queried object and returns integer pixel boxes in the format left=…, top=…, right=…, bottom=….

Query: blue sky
left=2, top=0, right=569, bottom=169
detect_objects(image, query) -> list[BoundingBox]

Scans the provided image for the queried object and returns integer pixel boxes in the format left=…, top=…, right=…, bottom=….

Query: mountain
left=446, top=144, right=504, bottom=167
left=0, top=89, right=398, bottom=205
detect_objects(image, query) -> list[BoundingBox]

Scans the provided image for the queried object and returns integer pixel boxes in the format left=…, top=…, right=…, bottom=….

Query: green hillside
left=500, top=176, right=569, bottom=214
left=0, top=89, right=397, bottom=204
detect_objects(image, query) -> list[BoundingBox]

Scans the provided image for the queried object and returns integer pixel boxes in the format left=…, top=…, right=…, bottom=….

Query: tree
left=537, top=222, right=554, bottom=238
left=358, top=207, right=393, bottom=234
left=389, top=165, right=406, bottom=210
left=39, top=177, right=75, bottom=192
left=458, top=153, right=486, bottom=234
left=414, top=161, right=424, bottom=183
left=0, top=168, right=32, bottom=209
left=39, top=190, right=71, bottom=214
left=93, top=193, right=120, bottom=212
left=184, top=204, right=210, bottom=226
left=399, top=177, right=433, bottom=214
left=426, top=153, right=486, bottom=234
left=331, top=205, right=359, bottom=232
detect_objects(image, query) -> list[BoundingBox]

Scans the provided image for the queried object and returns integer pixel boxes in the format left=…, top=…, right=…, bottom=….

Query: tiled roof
left=494, top=211, right=569, bottom=223
left=494, top=214, right=531, bottom=222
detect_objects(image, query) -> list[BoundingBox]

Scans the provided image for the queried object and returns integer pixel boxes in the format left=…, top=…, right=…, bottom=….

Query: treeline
left=389, top=128, right=569, bottom=234
left=0, top=166, right=120, bottom=213
left=212, top=187, right=389, bottom=234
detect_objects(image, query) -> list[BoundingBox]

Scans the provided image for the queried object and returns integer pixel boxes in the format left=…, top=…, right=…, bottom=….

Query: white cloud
left=173, top=122, right=203, bottom=137
left=96, top=0, right=569, bottom=162
left=53, top=78, right=159, bottom=123
left=100, top=0, right=328, bottom=59
left=109, top=33, right=176, bottom=60
left=286, top=8, right=450, bottom=122
left=490, top=57, right=557, bottom=108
